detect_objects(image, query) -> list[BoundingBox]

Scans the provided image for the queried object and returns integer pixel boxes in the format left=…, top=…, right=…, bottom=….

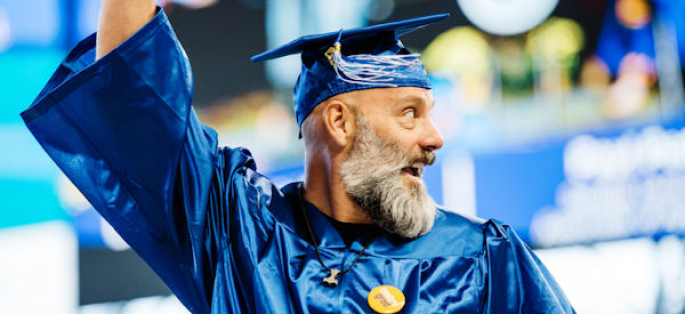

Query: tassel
left=324, top=32, right=424, bottom=87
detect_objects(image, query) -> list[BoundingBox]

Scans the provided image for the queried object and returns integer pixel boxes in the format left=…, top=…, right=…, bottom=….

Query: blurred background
left=1, top=0, right=685, bottom=313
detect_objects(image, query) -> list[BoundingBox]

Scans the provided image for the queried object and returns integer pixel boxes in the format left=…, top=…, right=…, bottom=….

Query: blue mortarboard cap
left=251, top=13, right=450, bottom=133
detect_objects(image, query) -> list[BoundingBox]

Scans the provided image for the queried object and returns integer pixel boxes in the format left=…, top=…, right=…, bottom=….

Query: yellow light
left=422, top=26, right=492, bottom=79
left=615, top=0, right=652, bottom=30
left=526, top=17, right=585, bottom=60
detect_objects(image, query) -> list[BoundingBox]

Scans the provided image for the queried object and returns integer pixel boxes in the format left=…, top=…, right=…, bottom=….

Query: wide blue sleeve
left=21, top=9, right=219, bottom=314
left=483, top=221, right=575, bottom=314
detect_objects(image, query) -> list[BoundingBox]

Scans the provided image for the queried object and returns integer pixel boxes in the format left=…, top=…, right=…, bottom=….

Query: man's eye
left=403, top=109, right=416, bottom=118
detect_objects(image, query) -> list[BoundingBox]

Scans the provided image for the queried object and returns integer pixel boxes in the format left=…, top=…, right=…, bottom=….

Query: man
left=22, top=0, right=574, bottom=313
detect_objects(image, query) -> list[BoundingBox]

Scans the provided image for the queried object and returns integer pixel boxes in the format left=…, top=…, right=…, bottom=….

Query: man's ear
left=322, top=100, right=355, bottom=148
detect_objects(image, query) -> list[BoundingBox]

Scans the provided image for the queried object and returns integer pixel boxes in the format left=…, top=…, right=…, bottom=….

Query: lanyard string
left=297, top=184, right=375, bottom=281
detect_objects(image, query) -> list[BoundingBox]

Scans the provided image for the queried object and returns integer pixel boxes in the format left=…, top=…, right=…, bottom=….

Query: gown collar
left=284, top=182, right=380, bottom=250
left=280, top=183, right=469, bottom=258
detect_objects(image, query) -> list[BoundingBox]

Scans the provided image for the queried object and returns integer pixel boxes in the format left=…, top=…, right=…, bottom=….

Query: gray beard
left=339, top=114, right=437, bottom=239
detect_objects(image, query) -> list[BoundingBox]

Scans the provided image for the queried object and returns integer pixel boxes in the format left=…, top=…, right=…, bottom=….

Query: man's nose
left=420, top=119, right=444, bottom=152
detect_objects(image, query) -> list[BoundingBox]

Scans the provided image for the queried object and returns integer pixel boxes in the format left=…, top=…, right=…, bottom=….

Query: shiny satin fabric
left=22, top=9, right=575, bottom=314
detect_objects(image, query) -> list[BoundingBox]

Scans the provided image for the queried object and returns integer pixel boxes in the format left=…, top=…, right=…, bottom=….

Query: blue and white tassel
left=324, top=31, right=424, bottom=87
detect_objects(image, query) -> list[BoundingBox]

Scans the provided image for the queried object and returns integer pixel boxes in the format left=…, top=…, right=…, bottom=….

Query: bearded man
left=22, top=0, right=574, bottom=313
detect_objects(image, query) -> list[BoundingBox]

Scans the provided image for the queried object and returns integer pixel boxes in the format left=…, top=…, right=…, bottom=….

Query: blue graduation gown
left=21, top=9, right=575, bottom=314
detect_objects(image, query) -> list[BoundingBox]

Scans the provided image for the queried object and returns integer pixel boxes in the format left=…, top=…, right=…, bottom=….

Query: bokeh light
left=615, top=0, right=652, bottom=30
left=456, top=0, right=559, bottom=36
left=423, top=26, right=493, bottom=108
left=0, top=7, right=11, bottom=52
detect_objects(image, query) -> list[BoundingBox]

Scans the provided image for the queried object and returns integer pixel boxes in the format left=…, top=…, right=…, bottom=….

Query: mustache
left=406, top=150, right=436, bottom=167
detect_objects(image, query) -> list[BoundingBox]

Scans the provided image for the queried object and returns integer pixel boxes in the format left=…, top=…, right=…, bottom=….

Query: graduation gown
left=21, top=9, right=575, bottom=314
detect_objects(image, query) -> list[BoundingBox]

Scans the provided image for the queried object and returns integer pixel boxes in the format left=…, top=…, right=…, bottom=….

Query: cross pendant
left=322, top=268, right=341, bottom=287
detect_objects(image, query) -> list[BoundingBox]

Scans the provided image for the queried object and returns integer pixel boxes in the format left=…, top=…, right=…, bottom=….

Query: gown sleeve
left=21, top=9, right=222, bottom=314
left=484, top=221, right=576, bottom=314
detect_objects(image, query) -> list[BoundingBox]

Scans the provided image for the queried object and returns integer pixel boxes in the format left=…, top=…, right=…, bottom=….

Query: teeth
left=403, top=164, right=424, bottom=177
left=408, top=167, right=420, bottom=177
left=411, top=163, right=424, bottom=176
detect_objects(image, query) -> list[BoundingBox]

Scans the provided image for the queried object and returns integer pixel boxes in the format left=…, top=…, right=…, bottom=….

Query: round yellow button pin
left=367, top=285, right=405, bottom=314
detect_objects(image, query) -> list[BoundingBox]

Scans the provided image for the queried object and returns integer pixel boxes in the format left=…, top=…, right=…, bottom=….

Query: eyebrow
left=393, top=95, right=435, bottom=110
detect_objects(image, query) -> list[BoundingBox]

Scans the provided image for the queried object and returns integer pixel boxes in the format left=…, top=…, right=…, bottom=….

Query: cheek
left=394, top=128, right=421, bottom=145
left=396, top=117, right=417, bottom=130
left=368, top=117, right=419, bottom=152
left=393, top=135, right=420, bottom=155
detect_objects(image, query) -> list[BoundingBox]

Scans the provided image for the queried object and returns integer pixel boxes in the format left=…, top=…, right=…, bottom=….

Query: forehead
left=357, top=87, right=435, bottom=111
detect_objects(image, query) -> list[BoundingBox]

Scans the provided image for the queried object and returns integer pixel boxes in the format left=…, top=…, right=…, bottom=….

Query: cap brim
left=250, top=13, right=450, bottom=62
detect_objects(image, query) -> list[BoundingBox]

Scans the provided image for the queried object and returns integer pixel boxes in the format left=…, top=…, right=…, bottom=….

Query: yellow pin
left=367, top=285, right=406, bottom=314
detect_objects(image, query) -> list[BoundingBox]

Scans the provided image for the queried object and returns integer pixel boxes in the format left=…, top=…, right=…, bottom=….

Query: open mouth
left=402, top=163, right=424, bottom=178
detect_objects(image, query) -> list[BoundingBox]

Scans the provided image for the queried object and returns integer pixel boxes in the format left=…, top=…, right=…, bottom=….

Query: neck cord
left=297, top=184, right=374, bottom=286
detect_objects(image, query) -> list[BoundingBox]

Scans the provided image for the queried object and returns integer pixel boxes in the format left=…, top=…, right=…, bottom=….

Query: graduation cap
left=251, top=13, right=450, bottom=132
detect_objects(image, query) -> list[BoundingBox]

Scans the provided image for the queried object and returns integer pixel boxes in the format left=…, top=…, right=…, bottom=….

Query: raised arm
left=96, top=0, right=156, bottom=59
left=23, top=2, right=220, bottom=310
